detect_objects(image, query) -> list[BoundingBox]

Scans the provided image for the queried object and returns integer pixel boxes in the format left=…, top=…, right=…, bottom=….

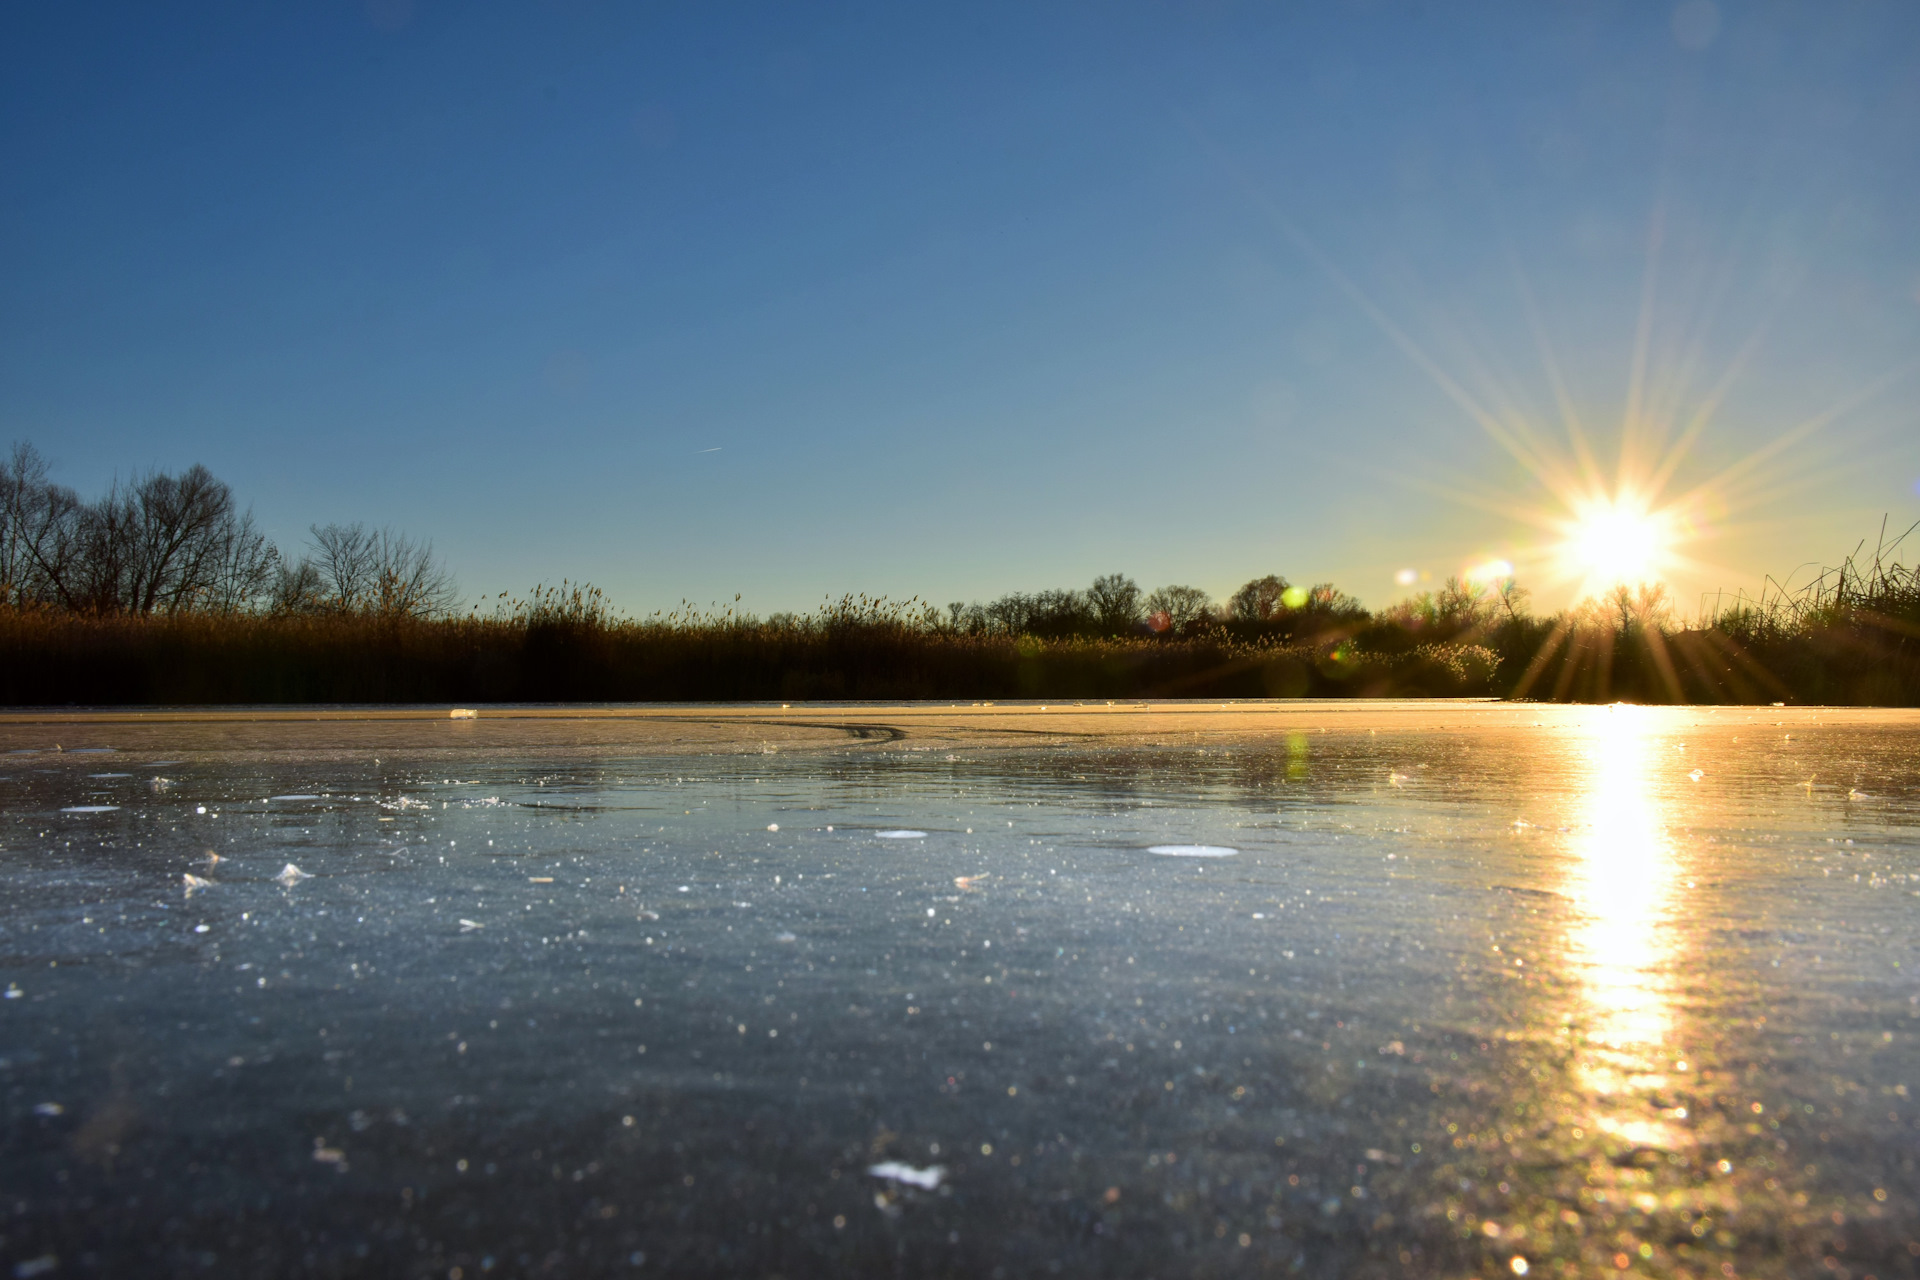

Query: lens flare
left=1465, top=558, right=1515, bottom=584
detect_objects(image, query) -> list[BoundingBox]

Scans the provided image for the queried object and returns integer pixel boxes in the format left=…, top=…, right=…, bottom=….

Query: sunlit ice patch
left=1147, top=844, right=1237, bottom=858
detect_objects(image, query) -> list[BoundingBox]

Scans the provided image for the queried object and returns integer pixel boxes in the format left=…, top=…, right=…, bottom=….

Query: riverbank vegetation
left=2, top=446, right=1915, bottom=705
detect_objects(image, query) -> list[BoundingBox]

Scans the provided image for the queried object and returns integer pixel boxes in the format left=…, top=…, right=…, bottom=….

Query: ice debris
left=867, top=1161, right=945, bottom=1190
left=1147, top=845, right=1237, bottom=858
left=449, top=708, right=478, bottom=719
left=182, top=873, right=213, bottom=895
left=876, top=830, right=928, bottom=839
left=276, top=863, right=313, bottom=885
left=270, top=794, right=321, bottom=801
left=61, top=805, right=119, bottom=814
left=458, top=919, right=483, bottom=932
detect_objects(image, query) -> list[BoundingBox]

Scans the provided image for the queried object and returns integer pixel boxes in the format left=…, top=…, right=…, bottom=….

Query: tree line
left=0, top=444, right=454, bottom=618
left=936, top=572, right=1369, bottom=641
left=5, top=444, right=1914, bottom=707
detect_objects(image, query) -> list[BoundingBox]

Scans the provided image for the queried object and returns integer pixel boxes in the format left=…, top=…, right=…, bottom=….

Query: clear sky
left=4, top=2, right=1917, bottom=617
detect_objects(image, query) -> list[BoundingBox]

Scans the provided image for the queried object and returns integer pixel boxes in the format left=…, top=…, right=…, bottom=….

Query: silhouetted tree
left=0, top=443, right=83, bottom=608
left=0, top=444, right=276, bottom=614
left=1087, top=573, right=1142, bottom=635
left=1144, top=584, right=1212, bottom=633
left=308, top=523, right=457, bottom=618
left=1228, top=574, right=1291, bottom=622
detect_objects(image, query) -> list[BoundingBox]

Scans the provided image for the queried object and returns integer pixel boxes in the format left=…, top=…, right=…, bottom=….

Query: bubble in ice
left=867, top=1161, right=945, bottom=1190
left=276, top=863, right=313, bottom=885
left=33, top=1102, right=64, bottom=1117
left=1147, top=844, right=1237, bottom=858
left=62, top=805, right=120, bottom=814
left=875, top=830, right=929, bottom=839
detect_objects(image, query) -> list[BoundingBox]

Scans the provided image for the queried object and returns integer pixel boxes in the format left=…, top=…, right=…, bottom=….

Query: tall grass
left=0, top=595, right=1498, bottom=705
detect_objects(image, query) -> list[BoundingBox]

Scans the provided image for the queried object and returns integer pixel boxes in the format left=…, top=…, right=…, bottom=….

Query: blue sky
left=4, top=2, right=1917, bottom=616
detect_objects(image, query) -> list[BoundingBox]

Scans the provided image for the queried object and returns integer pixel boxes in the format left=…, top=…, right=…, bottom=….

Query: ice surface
left=3, top=706, right=1916, bottom=1278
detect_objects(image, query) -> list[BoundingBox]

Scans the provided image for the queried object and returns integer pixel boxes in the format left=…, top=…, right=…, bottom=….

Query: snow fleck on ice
left=867, top=1161, right=945, bottom=1190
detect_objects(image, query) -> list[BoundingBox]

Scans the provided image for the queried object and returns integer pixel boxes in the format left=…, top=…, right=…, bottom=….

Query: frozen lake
left=2, top=702, right=1917, bottom=1278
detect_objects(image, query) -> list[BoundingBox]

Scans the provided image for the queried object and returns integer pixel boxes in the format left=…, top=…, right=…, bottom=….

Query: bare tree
left=1228, top=574, right=1291, bottom=621
left=308, top=523, right=457, bottom=618
left=196, top=511, right=280, bottom=614
left=309, top=523, right=377, bottom=611
left=121, top=465, right=242, bottom=613
left=1144, top=584, right=1212, bottom=633
left=1087, top=573, right=1143, bottom=635
left=1, top=449, right=281, bottom=614
left=0, top=443, right=84, bottom=608
left=271, top=557, right=328, bottom=614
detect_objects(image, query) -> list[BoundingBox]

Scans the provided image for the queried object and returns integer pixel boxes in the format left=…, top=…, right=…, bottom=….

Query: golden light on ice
left=1562, top=705, right=1691, bottom=1149
left=1566, top=706, right=1677, bottom=1052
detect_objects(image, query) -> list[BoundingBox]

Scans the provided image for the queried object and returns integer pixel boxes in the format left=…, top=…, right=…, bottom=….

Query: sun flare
left=1558, top=494, right=1678, bottom=594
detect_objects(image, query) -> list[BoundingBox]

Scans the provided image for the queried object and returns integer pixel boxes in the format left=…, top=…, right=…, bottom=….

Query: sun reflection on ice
left=1563, top=706, right=1687, bottom=1148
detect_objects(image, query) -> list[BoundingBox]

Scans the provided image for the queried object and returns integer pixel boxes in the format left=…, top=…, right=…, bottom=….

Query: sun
left=1558, top=494, right=1676, bottom=592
